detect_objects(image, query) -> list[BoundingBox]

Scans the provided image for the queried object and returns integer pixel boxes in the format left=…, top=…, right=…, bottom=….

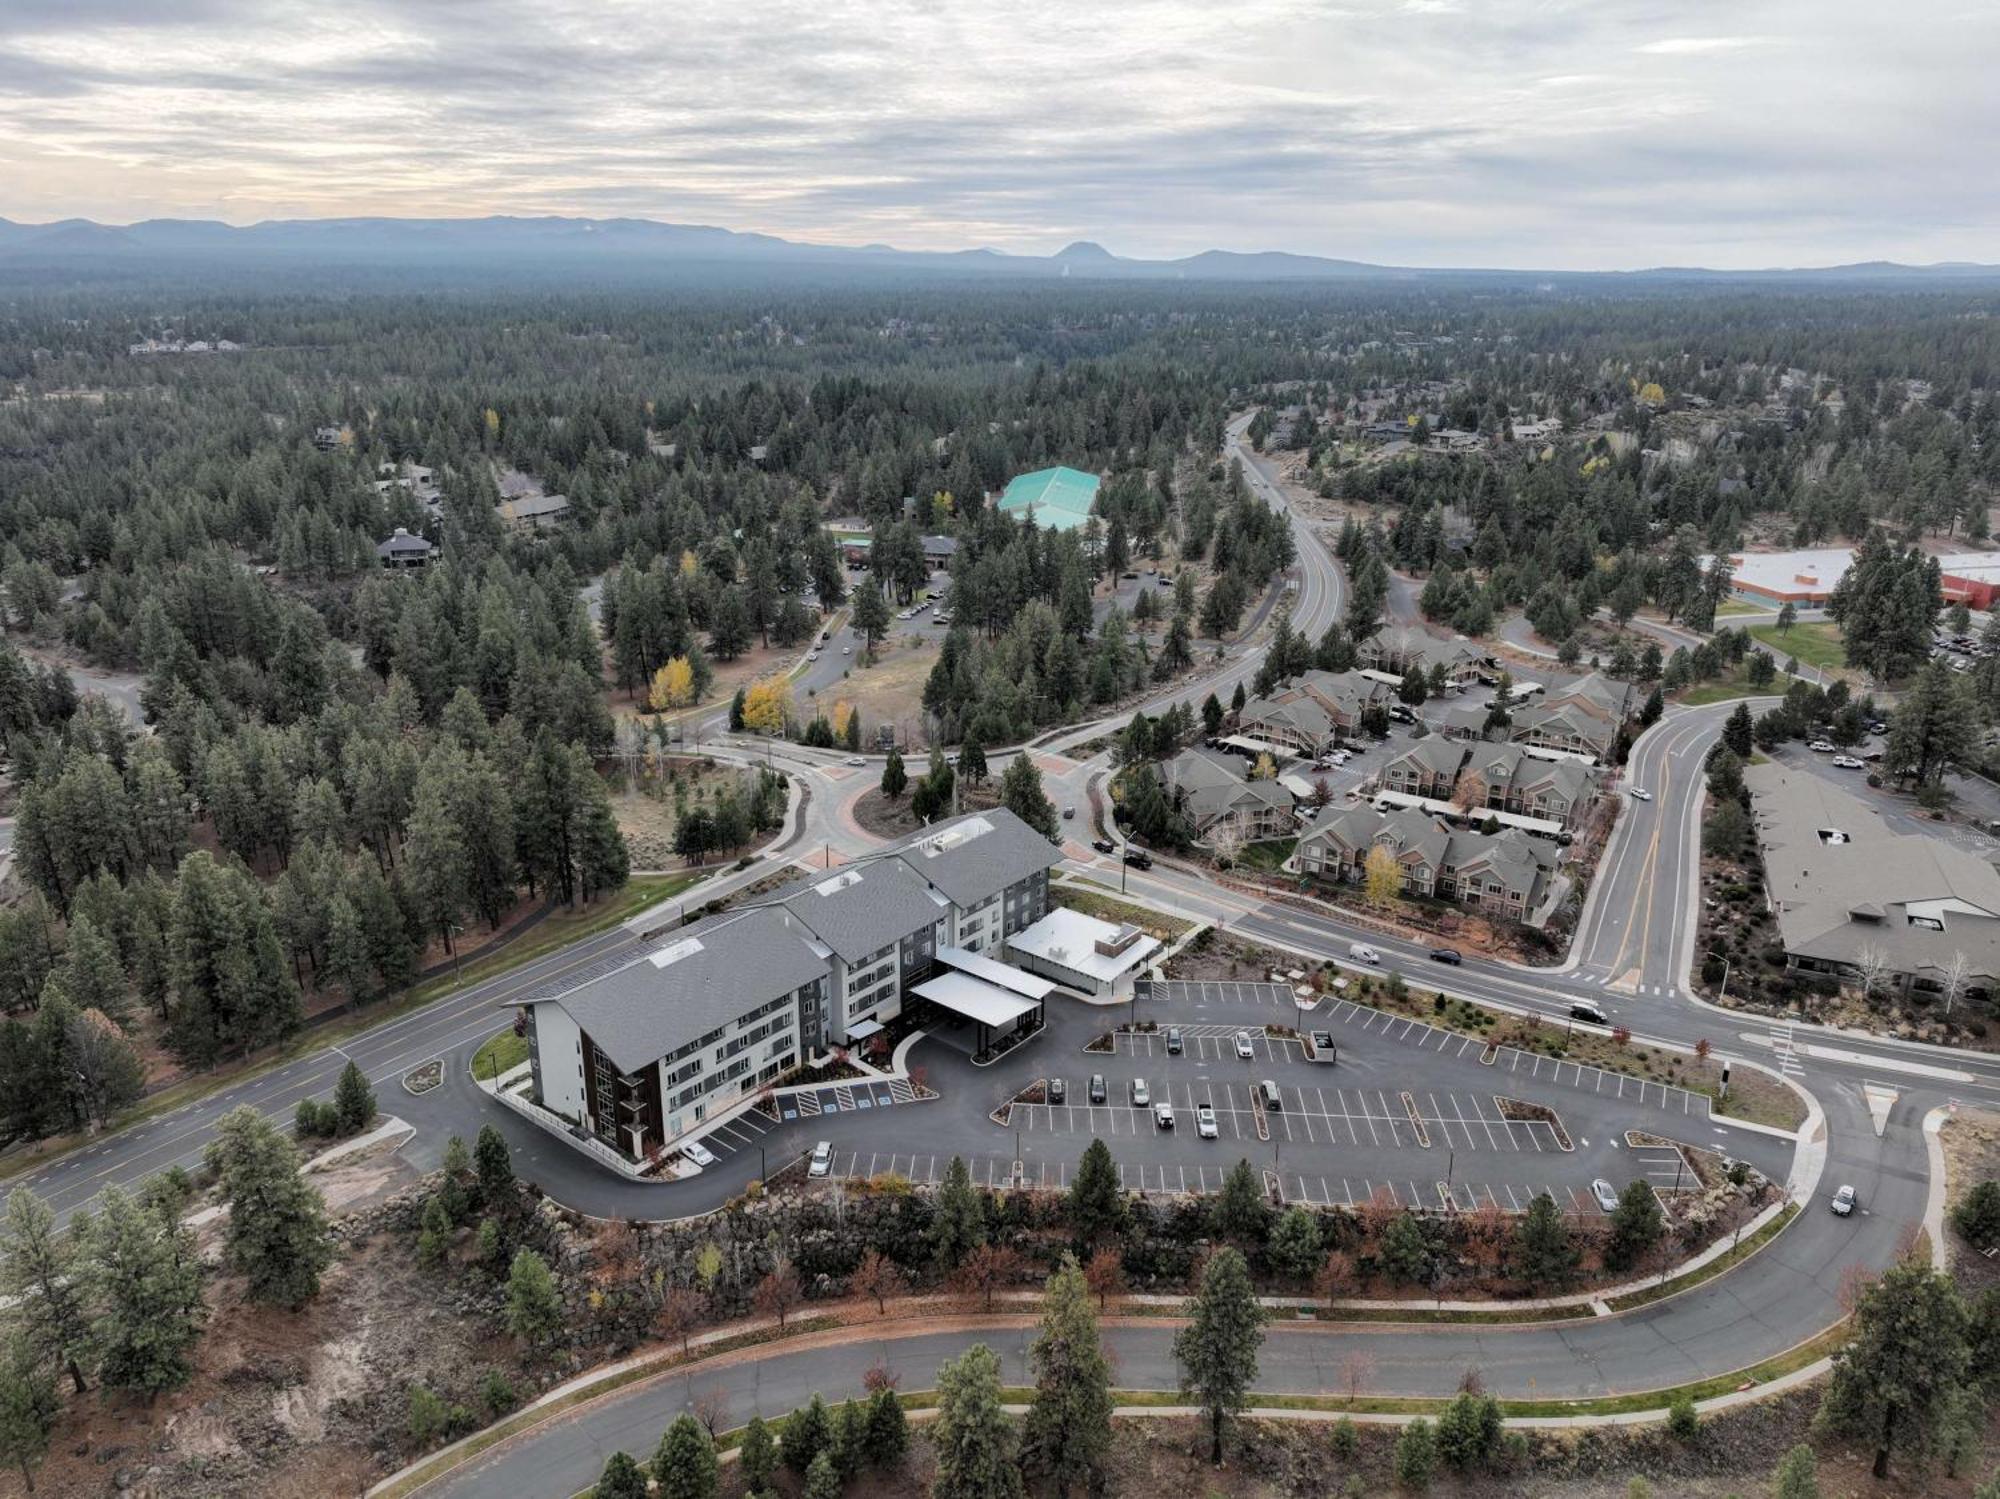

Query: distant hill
left=0, top=213, right=1995, bottom=285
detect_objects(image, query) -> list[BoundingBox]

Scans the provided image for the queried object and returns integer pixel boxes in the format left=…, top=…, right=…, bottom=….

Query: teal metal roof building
left=997, top=466, right=1100, bottom=531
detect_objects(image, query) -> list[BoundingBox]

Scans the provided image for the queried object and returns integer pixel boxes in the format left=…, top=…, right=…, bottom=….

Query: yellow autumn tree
left=482, top=407, right=501, bottom=444
left=1638, top=381, right=1666, bottom=405
left=648, top=657, right=696, bottom=712
left=1250, top=752, right=1277, bottom=781
left=1363, top=844, right=1404, bottom=906
left=740, top=675, right=793, bottom=736
left=829, top=700, right=856, bottom=738
left=679, top=549, right=700, bottom=579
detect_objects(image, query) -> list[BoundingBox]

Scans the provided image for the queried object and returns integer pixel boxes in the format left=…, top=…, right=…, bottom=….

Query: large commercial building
left=519, top=809, right=1063, bottom=1161
left=1714, top=548, right=1854, bottom=608
left=1746, top=762, right=2000, bottom=1003
left=997, top=466, right=1101, bottom=532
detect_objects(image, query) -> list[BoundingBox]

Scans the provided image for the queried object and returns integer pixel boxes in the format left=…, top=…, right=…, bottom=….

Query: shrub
left=1329, top=1415, right=1358, bottom=1459
left=1395, top=1417, right=1437, bottom=1489
left=407, top=1384, right=449, bottom=1446
left=1666, top=1391, right=1699, bottom=1439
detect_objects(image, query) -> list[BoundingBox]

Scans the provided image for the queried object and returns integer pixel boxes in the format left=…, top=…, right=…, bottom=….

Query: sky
left=0, top=0, right=1993, bottom=270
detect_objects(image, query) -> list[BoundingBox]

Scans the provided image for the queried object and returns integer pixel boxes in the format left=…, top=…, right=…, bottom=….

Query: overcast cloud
left=0, top=0, right=1991, bottom=269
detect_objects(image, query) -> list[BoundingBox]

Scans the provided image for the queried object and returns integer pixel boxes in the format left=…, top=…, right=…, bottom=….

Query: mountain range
left=0, top=214, right=1995, bottom=284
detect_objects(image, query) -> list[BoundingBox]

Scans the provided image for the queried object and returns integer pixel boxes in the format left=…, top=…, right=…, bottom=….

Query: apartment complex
left=1509, top=672, right=1633, bottom=764
left=1374, top=738, right=1595, bottom=830
left=520, top=809, right=1061, bottom=1160
left=1296, top=804, right=1560, bottom=921
left=1159, top=747, right=1296, bottom=845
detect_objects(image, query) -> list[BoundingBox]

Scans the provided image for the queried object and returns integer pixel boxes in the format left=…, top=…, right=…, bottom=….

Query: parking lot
left=782, top=975, right=1796, bottom=1215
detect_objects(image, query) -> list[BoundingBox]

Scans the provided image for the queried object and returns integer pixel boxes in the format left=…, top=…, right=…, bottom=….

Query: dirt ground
left=817, top=637, right=938, bottom=750
left=17, top=1150, right=534, bottom=1499
left=1942, top=1107, right=2000, bottom=1295
left=608, top=757, right=781, bottom=869
left=851, top=781, right=1001, bottom=841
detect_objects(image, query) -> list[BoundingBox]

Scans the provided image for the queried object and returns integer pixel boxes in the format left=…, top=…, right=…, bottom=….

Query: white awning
left=846, top=1018, right=884, bottom=1041
left=935, top=946, right=1057, bottom=1001
left=912, top=971, right=1043, bottom=1028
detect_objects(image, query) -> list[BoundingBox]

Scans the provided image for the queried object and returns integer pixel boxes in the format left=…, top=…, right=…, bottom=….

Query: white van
left=1348, top=943, right=1381, bottom=965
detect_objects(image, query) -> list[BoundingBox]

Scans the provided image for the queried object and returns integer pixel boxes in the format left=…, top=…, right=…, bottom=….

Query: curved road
left=4, top=417, right=1982, bottom=1494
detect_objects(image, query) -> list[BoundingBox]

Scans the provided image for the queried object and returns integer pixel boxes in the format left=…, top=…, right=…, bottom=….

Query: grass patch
left=1749, top=621, right=1847, bottom=673
left=1055, top=881, right=1196, bottom=940
left=1234, top=837, right=1298, bottom=874
left=1679, top=662, right=1798, bottom=706
left=1605, top=1202, right=1801, bottom=1312
left=471, top=1029, right=529, bottom=1083
left=0, top=871, right=703, bottom=1187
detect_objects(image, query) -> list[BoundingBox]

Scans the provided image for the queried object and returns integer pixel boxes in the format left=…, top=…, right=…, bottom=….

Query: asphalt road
left=15, top=414, right=1996, bottom=1495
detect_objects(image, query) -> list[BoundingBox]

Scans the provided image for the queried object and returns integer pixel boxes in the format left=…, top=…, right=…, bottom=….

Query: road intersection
left=14, top=416, right=1999, bottom=1495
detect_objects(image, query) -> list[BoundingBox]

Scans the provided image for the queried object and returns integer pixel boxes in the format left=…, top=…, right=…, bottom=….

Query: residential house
left=1509, top=672, right=1633, bottom=764
left=1236, top=692, right=1338, bottom=758
left=1378, top=737, right=1469, bottom=800
left=375, top=528, right=437, bottom=569
left=921, top=535, right=960, bottom=570
left=1464, top=743, right=1594, bottom=830
left=1159, top=748, right=1295, bottom=846
left=1296, top=804, right=1558, bottom=920
left=1357, top=625, right=1485, bottom=688
left=496, top=493, right=572, bottom=535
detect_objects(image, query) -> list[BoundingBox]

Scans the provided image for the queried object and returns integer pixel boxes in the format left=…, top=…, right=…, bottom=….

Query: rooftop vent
left=648, top=936, right=705, bottom=969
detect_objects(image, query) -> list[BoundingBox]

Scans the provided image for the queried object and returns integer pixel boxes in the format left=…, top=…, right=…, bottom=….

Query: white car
left=808, top=1140, right=834, bottom=1179
left=1347, top=942, right=1381, bottom=964
left=1831, top=755, right=1864, bottom=770
left=1808, top=740, right=1836, bottom=753
left=1154, top=1102, right=1176, bottom=1130
left=1592, top=1179, right=1620, bottom=1213
left=1130, top=1078, right=1150, bottom=1107
left=1195, top=1104, right=1219, bottom=1139
left=681, top=1140, right=717, bottom=1168
left=1831, top=1184, right=1857, bottom=1216
left=1628, top=787, right=1653, bottom=801
left=1233, top=1031, right=1255, bottom=1060
left=842, top=646, right=852, bottom=655
left=845, top=755, right=865, bottom=767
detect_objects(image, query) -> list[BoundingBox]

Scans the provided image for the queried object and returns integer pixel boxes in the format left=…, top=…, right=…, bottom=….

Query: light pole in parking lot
left=1706, top=950, right=1731, bottom=1003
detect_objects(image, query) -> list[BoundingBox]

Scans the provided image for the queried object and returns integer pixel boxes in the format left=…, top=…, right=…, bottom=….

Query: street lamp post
left=1706, top=950, right=1732, bottom=1002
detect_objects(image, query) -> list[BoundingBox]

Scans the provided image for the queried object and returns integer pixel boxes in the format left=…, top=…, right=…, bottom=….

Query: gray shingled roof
left=534, top=906, right=828, bottom=1074
left=766, top=858, right=948, bottom=964
left=882, top=808, right=1062, bottom=909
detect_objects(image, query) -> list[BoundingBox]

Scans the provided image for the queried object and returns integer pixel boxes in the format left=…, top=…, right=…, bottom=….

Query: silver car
left=1831, top=1184, right=1857, bottom=1216
left=808, top=1140, right=833, bottom=1178
left=681, top=1140, right=716, bottom=1168
left=1592, top=1178, right=1620, bottom=1212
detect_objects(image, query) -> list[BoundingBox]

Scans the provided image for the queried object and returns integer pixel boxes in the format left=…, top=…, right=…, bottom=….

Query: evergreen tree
left=1065, top=1139, right=1125, bottom=1246
left=931, top=1155, right=986, bottom=1269
left=333, top=1059, right=376, bottom=1136
left=1722, top=702, right=1755, bottom=757
left=1213, top=1158, right=1270, bottom=1244
left=851, top=578, right=891, bottom=659
left=881, top=745, right=908, bottom=800
left=1515, top=1193, right=1579, bottom=1289
left=1023, top=1255, right=1113, bottom=1499
left=865, top=1385, right=908, bottom=1466
left=1818, top=1260, right=1971, bottom=1477
left=204, top=1105, right=332, bottom=1306
left=504, top=1248, right=563, bottom=1345
left=803, top=1449, right=842, bottom=1499
left=475, top=1123, right=514, bottom=1207
left=739, top=1414, right=777, bottom=1490
left=999, top=754, right=1058, bottom=840
left=1395, top=1416, right=1438, bottom=1489
left=651, top=1411, right=719, bottom=1499
left=84, top=1186, right=204, bottom=1397
left=832, top=1397, right=869, bottom=1478
left=168, top=851, right=302, bottom=1064
left=0, top=1189, right=93, bottom=1394
left=957, top=734, right=988, bottom=786
left=931, top=1342, right=1023, bottom=1499
left=52, top=913, right=129, bottom=1027
left=1267, top=1207, right=1323, bottom=1281
left=1435, top=1391, right=1502, bottom=1472
left=1603, top=1180, right=1664, bottom=1272
left=1174, top=1245, right=1267, bottom=1464
left=1772, top=1443, right=1819, bottom=1499
left=595, top=1451, right=649, bottom=1499
left=0, top=1336, right=56, bottom=1496
left=781, top=1392, right=833, bottom=1474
